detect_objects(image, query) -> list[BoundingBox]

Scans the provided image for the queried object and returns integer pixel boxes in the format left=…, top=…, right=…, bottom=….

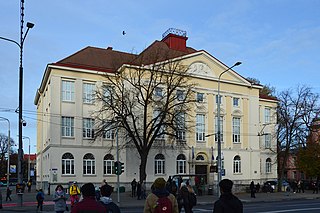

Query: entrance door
left=195, top=165, right=207, bottom=184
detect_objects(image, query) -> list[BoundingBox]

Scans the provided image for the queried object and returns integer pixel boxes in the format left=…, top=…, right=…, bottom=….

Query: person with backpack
left=144, top=177, right=178, bottom=213
left=100, top=184, right=120, bottom=213
left=213, top=179, right=243, bottom=213
left=69, top=181, right=80, bottom=208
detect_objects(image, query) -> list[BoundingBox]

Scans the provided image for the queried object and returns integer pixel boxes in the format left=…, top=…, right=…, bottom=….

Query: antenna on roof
left=122, top=31, right=126, bottom=35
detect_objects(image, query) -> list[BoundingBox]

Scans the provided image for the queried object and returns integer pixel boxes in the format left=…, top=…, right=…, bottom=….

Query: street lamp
left=0, top=1, right=34, bottom=207
left=22, top=136, right=31, bottom=182
left=0, top=117, right=10, bottom=187
left=216, top=61, right=241, bottom=195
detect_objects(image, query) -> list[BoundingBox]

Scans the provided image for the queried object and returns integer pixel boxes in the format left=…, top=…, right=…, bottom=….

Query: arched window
left=233, top=155, right=241, bottom=174
left=155, top=154, right=165, bottom=175
left=83, top=153, right=95, bottom=175
left=62, top=153, right=74, bottom=175
left=196, top=154, right=205, bottom=161
left=176, top=154, right=186, bottom=174
left=103, top=154, right=114, bottom=175
left=266, top=158, right=272, bottom=173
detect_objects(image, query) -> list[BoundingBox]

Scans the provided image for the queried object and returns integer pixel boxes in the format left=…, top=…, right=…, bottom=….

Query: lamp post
left=0, top=1, right=34, bottom=207
left=22, top=136, right=31, bottom=181
left=0, top=117, right=10, bottom=187
left=216, top=61, right=241, bottom=195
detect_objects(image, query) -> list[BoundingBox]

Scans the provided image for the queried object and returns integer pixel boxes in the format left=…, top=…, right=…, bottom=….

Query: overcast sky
left=0, top=0, right=319, bottom=154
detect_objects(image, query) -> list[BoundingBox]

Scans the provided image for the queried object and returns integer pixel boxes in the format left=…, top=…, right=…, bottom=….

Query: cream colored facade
left=35, top=38, right=277, bottom=193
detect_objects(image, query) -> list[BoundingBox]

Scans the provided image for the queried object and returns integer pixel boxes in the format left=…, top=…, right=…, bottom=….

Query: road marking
left=257, top=207, right=320, bottom=213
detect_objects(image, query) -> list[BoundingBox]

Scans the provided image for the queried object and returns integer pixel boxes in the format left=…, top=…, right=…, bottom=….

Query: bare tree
left=277, top=85, right=320, bottom=187
left=0, top=133, right=16, bottom=178
left=94, top=51, right=197, bottom=182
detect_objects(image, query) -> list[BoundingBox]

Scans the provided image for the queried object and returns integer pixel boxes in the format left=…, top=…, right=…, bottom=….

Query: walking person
left=256, top=183, right=260, bottom=193
left=27, top=179, right=32, bottom=192
left=141, top=180, right=147, bottom=199
left=144, top=177, right=178, bottom=213
left=69, top=181, right=80, bottom=208
left=137, top=181, right=142, bottom=200
left=71, top=183, right=106, bottom=213
left=131, top=178, right=137, bottom=197
left=250, top=181, right=256, bottom=198
left=53, top=185, right=68, bottom=213
left=177, top=183, right=193, bottom=213
left=99, top=184, right=120, bottom=213
left=213, top=179, right=243, bottom=213
left=36, top=189, right=45, bottom=212
left=5, top=187, right=12, bottom=201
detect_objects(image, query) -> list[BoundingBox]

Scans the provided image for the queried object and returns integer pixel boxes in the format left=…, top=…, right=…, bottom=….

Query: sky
left=0, top=0, right=319, bottom=154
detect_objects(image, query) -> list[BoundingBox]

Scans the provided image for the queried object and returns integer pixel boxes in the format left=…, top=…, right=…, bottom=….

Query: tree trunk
left=139, top=153, right=148, bottom=183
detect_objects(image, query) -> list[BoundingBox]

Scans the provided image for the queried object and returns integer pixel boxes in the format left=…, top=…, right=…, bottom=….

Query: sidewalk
left=1, top=189, right=320, bottom=212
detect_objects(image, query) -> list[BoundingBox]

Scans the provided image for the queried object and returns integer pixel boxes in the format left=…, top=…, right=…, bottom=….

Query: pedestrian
left=177, top=183, right=195, bottom=213
left=27, top=179, right=32, bottom=192
left=256, top=183, right=260, bottom=193
left=141, top=180, right=147, bottom=199
left=213, top=179, right=243, bottom=213
left=71, top=183, right=106, bottom=213
left=144, top=177, right=178, bottom=213
left=101, top=179, right=107, bottom=187
left=99, top=184, right=120, bottom=213
left=69, top=181, right=80, bottom=208
left=250, top=181, right=256, bottom=198
left=131, top=178, right=137, bottom=197
left=137, top=181, right=142, bottom=200
left=36, top=188, right=45, bottom=212
left=5, top=187, right=12, bottom=201
left=53, top=184, right=68, bottom=213
left=166, top=176, right=178, bottom=197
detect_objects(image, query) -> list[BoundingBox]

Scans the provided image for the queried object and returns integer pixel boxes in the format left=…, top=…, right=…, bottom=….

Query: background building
left=34, top=29, right=278, bottom=193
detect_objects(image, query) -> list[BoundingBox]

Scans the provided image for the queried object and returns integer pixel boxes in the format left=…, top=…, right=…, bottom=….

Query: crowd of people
left=29, top=177, right=243, bottom=213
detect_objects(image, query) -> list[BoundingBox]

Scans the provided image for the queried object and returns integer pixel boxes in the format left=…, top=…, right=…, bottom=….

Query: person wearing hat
left=213, top=179, right=243, bottom=213
left=99, top=184, right=120, bottom=213
left=69, top=181, right=80, bottom=208
left=144, top=178, right=178, bottom=213
left=71, top=183, right=105, bottom=213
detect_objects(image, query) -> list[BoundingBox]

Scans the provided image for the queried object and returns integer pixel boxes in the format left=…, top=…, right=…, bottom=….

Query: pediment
left=184, top=51, right=250, bottom=86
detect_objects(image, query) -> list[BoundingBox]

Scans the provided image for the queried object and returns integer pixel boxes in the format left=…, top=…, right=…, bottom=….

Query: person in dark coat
left=131, top=178, right=137, bottom=197
left=5, top=187, right=12, bottom=201
left=256, top=183, right=260, bottom=193
left=213, top=179, right=243, bottom=213
left=99, top=184, right=120, bottom=213
left=250, top=181, right=256, bottom=198
left=137, top=181, right=142, bottom=200
left=71, top=183, right=105, bottom=213
left=177, top=184, right=193, bottom=213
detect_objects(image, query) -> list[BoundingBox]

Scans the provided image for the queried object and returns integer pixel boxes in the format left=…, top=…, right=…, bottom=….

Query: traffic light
left=120, top=162, right=124, bottom=174
left=114, top=161, right=119, bottom=175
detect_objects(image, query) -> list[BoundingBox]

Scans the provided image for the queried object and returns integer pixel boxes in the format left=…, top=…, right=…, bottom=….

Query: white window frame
left=232, top=117, right=241, bottom=143
left=83, top=83, right=95, bottom=104
left=83, top=118, right=94, bottom=139
left=176, top=112, right=186, bottom=141
left=265, top=133, right=271, bottom=148
left=196, top=114, right=205, bottom=141
left=103, top=154, right=114, bottom=175
left=62, top=80, right=75, bottom=102
left=83, top=153, right=95, bottom=175
left=176, top=154, right=186, bottom=174
left=103, top=122, right=115, bottom=140
left=61, top=116, right=74, bottom=137
left=62, top=153, right=74, bottom=175
left=155, top=154, right=165, bottom=175
left=233, top=155, right=241, bottom=174
left=154, top=109, right=165, bottom=139
left=266, top=158, right=272, bottom=173
left=265, top=108, right=271, bottom=124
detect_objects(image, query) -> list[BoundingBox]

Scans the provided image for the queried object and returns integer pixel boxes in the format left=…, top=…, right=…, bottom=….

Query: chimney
left=161, top=28, right=188, bottom=52
left=107, top=46, right=113, bottom=50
